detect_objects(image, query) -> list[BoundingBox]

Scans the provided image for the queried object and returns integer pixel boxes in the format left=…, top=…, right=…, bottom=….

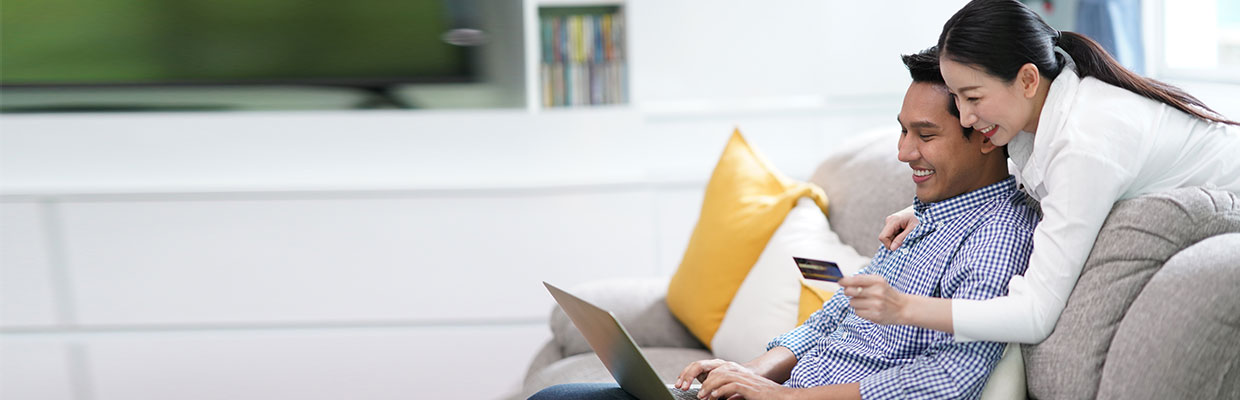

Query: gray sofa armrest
left=1098, top=233, right=1240, bottom=399
left=548, top=278, right=706, bottom=359
left=521, top=340, right=564, bottom=388
left=1023, top=187, right=1240, bottom=399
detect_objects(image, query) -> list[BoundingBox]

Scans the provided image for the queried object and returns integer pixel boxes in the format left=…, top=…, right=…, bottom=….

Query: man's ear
left=979, top=135, right=1001, bottom=155
left=1018, top=63, right=1040, bottom=98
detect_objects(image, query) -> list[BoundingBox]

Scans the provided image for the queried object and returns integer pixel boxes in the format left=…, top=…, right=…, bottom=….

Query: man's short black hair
left=902, top=47, right=947, bottom=85
left=902, top=46, right=973, bottom=137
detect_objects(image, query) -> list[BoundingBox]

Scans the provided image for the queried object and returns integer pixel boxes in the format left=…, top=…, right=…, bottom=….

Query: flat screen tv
left=0, top=0, right=478, bottom=90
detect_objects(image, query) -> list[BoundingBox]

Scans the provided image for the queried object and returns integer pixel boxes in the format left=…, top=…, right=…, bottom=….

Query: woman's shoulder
left=1053, top=77, right=1158, bottom=147
left=1071, top=77, right=1163, bottom=117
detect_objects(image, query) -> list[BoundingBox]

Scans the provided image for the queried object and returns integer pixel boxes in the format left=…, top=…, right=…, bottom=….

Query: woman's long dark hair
left=937, top=0, right=1238, bottom=126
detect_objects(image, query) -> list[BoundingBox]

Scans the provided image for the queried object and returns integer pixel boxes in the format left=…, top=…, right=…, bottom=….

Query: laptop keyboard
left=670, top=387, right=700, bottom=400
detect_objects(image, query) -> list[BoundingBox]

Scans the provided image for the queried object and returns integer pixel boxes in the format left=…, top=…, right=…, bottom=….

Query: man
left=532, top=47, right=1039, bottom=400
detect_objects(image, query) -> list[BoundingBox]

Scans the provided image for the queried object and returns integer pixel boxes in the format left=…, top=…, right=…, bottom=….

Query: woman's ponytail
left=1056, top=31, right=1237, bottom=125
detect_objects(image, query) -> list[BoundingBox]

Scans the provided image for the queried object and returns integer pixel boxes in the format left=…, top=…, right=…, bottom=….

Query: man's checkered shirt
left=767, top=176, right=1039, bottom=400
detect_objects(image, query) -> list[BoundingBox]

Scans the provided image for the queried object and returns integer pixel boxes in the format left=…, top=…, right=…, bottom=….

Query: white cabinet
left=83, top=325, right=548, bottom=400
left=0, top=338, right=76, bottom=400
left=0, top=103, right=894, bottom=400
left=0, top=177, right=713, bottom=400
left=0, top=202, right=60, bottom=328
left=59, top=192, right=663, bottom=326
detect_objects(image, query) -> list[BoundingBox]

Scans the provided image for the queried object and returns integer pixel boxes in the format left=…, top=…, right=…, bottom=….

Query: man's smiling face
left=896, top=82, right=1003, bottom=203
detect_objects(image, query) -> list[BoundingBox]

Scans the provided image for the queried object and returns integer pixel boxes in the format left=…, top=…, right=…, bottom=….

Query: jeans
left=527, top=383, right=638, bottom=400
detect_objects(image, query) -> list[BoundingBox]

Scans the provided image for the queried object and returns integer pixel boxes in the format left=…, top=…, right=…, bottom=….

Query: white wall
left=629, top=0, right=969, bottom=106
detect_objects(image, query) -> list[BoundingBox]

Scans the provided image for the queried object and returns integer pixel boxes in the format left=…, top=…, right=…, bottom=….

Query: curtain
left=1076, top=0, right=1145, bottom=74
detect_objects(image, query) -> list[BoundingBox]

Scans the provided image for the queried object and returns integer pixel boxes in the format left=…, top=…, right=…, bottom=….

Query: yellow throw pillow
left=666, top=129, right=829, bottom=347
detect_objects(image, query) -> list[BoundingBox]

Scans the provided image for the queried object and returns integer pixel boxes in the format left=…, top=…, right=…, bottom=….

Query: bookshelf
left=523, top=0, right=628, bottom=111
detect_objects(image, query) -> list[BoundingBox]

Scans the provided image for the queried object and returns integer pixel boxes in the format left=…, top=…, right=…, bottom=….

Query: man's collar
left=913, top=176, right=1018, bottom=227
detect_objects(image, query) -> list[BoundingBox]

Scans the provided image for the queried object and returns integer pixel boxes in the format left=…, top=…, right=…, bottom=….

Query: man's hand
left=675, top=359, right=732, bottom=391
left=878, top=207, right=918, bottom=250
left=697, top=362, right=794, bottom=400
left=677, top=348, right=799, bottom=396
left=839, top=275, right=908, bottom=325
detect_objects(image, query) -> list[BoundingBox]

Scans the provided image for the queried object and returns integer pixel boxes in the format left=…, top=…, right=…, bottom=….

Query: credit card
left=793, top=256, right=844, bottom=282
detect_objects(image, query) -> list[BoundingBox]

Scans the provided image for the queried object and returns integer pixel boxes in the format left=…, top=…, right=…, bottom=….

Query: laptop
left=543, top=281, right=702, bottom=400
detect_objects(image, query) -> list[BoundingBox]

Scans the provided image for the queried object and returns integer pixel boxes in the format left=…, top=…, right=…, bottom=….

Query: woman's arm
left=953, top=152, right=1124, bottom=342
left=903, top=295, right=954, bottom=333
left=849, top=152, right=1130, bottom=343
left=840, top=275, right=954, bottom=333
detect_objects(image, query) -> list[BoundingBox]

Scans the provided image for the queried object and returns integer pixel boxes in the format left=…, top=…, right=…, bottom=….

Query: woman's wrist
left=897, top=294, right=955, bottom=334
left=895, top=291, right=917, bottom=326
left=911, top=295, right=955, bottom=333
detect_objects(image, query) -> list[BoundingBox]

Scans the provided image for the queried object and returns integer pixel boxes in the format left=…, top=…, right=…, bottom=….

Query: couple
left=536, top=0, right=1240, bottom=398
left=533, top=42, right=1030, bottom=400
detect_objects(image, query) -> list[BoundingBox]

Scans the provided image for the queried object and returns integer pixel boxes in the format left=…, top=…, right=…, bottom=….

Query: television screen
left=0, top=0, right=476, bottom=88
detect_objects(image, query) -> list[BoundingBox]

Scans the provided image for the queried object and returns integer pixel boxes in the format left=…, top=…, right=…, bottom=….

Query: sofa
left=514, top=129, right=1240, bottom=399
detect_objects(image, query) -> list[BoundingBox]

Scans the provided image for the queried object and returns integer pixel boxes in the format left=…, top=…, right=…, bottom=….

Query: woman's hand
left=879, top=207, right=918, bottom=250
left=839, top=275, right=908, bottom=325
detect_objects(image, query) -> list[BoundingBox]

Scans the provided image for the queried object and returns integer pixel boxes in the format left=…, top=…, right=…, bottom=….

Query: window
left=1155, top=0, right=1240, bottom=82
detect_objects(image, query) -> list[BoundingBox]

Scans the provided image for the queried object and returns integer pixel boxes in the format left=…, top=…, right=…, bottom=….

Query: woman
left=841, top=0, right=1240, bottom=343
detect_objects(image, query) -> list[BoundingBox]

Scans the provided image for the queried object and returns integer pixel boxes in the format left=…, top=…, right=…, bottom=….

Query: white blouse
left=951, top=61, right=1240, bottom=343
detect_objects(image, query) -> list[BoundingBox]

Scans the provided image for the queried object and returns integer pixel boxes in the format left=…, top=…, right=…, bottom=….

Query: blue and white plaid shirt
left=767, top=176, right=1039, bottom=400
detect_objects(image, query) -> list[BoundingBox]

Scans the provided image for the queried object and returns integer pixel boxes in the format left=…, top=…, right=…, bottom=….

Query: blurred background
left=1, top=0, right=1237, bottom=399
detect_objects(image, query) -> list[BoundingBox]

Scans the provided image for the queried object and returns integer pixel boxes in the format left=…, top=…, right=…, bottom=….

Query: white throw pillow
left=980, top=343, right=1028, bottom=400
left=710, top=197, right=871, bottom=362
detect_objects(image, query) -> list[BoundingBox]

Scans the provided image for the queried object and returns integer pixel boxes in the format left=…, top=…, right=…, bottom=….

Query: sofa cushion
left=666, top=129, right=829, bottom=347
left=980, top=343, right=1028, bottom=400
left=809, top=128, right=915, bottom=257
left=1022, top=187, right=1240, bottom=400
left=1096, top=233, right=1240, bottom=400
left=550, top=278, right=703, bottom=359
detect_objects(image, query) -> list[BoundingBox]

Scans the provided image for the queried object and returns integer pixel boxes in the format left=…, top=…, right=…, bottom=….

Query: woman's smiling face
left=939, top=56, right=1041, bottom=146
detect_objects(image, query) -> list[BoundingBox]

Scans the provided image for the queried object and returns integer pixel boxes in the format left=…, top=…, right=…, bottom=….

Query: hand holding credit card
left=793, top=256, right=844, bottom=282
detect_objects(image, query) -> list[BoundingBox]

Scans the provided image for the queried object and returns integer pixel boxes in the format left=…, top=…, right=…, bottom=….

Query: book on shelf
left=539, top=6, right=626, bottom=108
